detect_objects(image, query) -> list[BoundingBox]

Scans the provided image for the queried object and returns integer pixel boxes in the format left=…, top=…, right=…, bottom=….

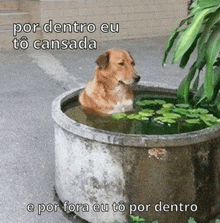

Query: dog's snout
left=134, top=75, right=140, bottom=83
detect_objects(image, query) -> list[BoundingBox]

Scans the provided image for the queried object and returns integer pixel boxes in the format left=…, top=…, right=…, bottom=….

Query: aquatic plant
left=112, top=99, right=220, bottom=127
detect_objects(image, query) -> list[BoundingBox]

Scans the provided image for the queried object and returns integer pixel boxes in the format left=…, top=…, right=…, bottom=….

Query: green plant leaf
left=155, top=116, right=176, bottom=124
left=180, top=33, right=201, bottom=68
left=214, top=57, right=220, bottom=66
left=162, top=103, right=175, bottom=110
left=177, top=62, right=197, bottom=103
left=186, top=119, right=201, bottom=124
left=200, top=114, right=218, bottom=126
left=216, top=95, right=220, bottom=110
left=163, top=113, right=181, bottom=119
left=156, top=108, right=168, bottom=115
left=193, top=67, right=220, bottom=104
left=173, top=7, right=215, bottom=64
left=192, top=72, right=200, bottom=92
left=194, top=108, right=209, bottom=114
left=138, top=109, right=154, bottom=117
left=154, top=99, right=166, bottom=105
left=127, top=114, right=142, bottom=120
left=142, top=100, right=157, bottom=105
left=129, top=215, right=147, bottom=223
left=112, top=112, right=126, bottom=120
left=188, top=216, right=197, bottom=223
left=173, top=107, right=188, bottom=115
left=185, top=113, right=200, bottom=118
left=162, top=28, right=179, bottom=66
left=176, top=103, right=190, bottom=108
left=204, top=25, right=220, bottom=100
left=191, top=0, right=220, bottom=15
left=162, top=16, right=191, bottom=66
left=212, top=67, right=220, bottom=101
left=136, top=99, right=166, bottom=106
left=197, top=7, right=220, bottom=55
left=196, top=0, right=220, bottom=9
left=135, top=100, right=148, bottom=106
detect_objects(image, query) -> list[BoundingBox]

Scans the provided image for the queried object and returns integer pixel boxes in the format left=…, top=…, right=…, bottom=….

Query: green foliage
left=136, top=100, right=166, bottom=106
left=130, top=215, right=147, bottom=223
left=110, top=216, right=220, bottom=223
left=188, top=217, right=197, bottom=223
left=128, top=215, right=220, bottom=223
left=112, top=99, right=219, bottom=127
left=111, top=112, right=127, bottom=120
left=129, top=215, right=159, bottom=223
left=162, top=0, right=220, bottom=106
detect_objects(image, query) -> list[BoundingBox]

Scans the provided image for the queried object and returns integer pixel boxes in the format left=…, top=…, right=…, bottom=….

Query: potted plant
left=162, top=0, right=220, bottom=108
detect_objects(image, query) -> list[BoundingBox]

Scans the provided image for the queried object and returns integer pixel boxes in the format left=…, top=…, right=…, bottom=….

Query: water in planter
left=64, top=92, right=220, bottom=135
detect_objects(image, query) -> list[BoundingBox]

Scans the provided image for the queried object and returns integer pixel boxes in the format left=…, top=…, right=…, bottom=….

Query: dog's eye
left=131, top=61, right=135, bottom=66
left=118, top=62, right=125, bottom=66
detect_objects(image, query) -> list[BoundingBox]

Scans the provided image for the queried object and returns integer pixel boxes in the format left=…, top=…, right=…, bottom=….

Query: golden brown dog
left=79, top=48, right=140, bottom=115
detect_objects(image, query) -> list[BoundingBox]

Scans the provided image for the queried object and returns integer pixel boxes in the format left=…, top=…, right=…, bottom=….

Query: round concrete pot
left=52, top=85, right=220, bottom=223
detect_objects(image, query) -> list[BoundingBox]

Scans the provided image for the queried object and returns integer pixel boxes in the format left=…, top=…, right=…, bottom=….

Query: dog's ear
left=127, top=51, right=135, bottom=65
left=96, top=52, right=110, bottom=69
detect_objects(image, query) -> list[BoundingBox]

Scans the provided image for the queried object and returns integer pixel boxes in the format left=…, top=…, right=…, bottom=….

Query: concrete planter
left=52, top=85, right=220, bottom=223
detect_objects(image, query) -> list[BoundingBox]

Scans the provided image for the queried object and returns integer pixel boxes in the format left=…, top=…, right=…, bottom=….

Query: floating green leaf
left=185, top=119, right=201, bottom=124
left=163, top=103, right=175, bottom=110
left=135, top=100, right=147, bottom=106
left=163, top=113, right=181, bottom=119
left=127, top=114, right=142, bottom=120
left=200, top=114, right=218, bottom=126
left=193, top=108, right=209, bottom=114
left=154, top=99, right=166, bottom=105
left=138, top=109, right=154, bottom=117
left=201, top=114, right=218, bottom=124
left=156, top=108, right=171, bottom=115
left=112, top=112, right=126, bottom=120
left=155, top=116, right=176, bottom=124
left=142, top=100, right=157, bottom=105
left=185, top=113, right=200, bottom=118
left=136, top=99, right=166, bottom=106
left=172, top=108, right=188, bottom=115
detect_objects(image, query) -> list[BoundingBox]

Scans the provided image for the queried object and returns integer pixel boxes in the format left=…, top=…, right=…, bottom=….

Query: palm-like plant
left=163, top=0, right=220, bottom=108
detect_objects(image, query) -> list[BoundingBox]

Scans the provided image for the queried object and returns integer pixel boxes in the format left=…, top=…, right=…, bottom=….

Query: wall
left=4, top=0, right=187, bottom=50
left=24, top=0, right=188, bottom=41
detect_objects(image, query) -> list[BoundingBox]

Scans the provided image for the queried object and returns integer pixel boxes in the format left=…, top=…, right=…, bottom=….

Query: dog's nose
left=134, top=75, right=140, bottom=83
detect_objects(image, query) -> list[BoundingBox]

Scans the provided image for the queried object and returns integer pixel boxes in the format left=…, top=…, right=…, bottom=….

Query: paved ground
left=0, top=36, right=202, bottom=223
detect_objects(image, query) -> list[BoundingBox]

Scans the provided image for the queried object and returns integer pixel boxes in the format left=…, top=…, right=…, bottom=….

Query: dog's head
left=96, top=49, right=140, bottom=85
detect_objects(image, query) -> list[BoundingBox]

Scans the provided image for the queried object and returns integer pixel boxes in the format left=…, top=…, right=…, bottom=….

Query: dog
left=79, top=48, right=140, bottom=115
